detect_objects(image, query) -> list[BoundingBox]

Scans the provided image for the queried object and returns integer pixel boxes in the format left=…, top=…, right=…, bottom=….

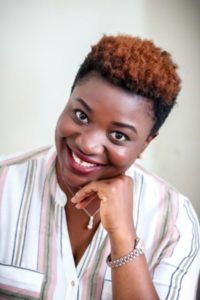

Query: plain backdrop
left=0, top=0, right=200, bottom=217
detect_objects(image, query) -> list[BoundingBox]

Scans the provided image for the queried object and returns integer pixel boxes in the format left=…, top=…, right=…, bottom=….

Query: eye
left=74, top=110, right=88, bottom=124
left=110, top=131, right=129, bottom=142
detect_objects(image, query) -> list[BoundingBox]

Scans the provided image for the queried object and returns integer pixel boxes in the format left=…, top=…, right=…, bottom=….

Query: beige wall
left=0, top=0, right=199, bottom=216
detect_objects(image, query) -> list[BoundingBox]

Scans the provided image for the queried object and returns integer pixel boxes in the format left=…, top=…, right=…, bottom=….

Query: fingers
left=71, top=183, right=96, bottom=203
left=74, top=193, right=97, bottom=209
left=70, top=175, right=133, bottom=210
left=71, top=182, right=99, bottom=207
left=71, top=181, right=108, bottom=207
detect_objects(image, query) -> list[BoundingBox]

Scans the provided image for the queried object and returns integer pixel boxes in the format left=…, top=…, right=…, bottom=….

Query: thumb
left=71, top=181, right=98, bottom=204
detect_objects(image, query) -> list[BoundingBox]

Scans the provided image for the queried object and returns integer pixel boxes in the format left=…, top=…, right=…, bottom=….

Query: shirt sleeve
left=152, top=196, right=200, bottom=300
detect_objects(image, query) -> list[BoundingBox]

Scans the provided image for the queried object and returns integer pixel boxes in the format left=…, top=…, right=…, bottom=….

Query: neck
left=55, top=157, right=100, bottom=224
left=55, top=158, right=80, bottom=197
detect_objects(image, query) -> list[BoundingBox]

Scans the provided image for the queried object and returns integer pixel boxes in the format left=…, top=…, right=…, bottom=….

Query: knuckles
left=104, top=175, right=133, bottom=194
left=79, top=175, right=133, bottom=198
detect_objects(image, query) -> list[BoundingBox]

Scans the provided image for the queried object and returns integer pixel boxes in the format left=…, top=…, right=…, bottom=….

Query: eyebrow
left=74, top=98, right=93, bottom=112
left=112, top=121, right=138, bottom=134
left=74, top=97, right=137, bottom=134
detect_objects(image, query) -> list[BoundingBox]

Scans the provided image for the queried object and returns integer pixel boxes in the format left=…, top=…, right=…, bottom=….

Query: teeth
left=72, top=151, right=97, bottom=168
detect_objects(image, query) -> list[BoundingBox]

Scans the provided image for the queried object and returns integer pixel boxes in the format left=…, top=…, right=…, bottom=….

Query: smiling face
left=55, top=74, right=155, bottom=192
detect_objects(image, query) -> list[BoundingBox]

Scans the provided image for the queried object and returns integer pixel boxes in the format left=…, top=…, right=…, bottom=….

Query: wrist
left=107, top=237, right=144, bottom=268
left=108, top=223, right=136, bottom=242
left=109, top=231, right=137, bottom=259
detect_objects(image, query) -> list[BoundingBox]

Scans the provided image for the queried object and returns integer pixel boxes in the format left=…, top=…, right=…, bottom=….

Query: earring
left=137, top=153, right=144, bottom=159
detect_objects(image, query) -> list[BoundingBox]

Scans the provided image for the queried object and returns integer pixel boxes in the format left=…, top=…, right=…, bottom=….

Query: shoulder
left=0, top=146, right=58, bottom=181
left=128, top=164, right=200, bottom=299
left=0, top=146, right=57, bottom=227
left=129, top=162, right=180, bottom=193
left=127, top=162, right=182, bottom=211
left=131, top=163, right=199, bottom=223
left=0, top=145, right=54, bottom=168
left=127, top=162, right=200, bottom=259
left=0, top=145, right=57, bottom=194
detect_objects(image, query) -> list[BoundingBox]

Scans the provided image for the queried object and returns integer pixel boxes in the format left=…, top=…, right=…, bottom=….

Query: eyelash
left=74, top=109, right=89, bottom=124
left=73, top=109, right=129, bottom=144
left=109, top=131, right=129, bottom=143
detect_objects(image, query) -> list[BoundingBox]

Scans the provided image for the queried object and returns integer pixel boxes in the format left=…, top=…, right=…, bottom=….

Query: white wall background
left=0, top=0, right=199, bottom=216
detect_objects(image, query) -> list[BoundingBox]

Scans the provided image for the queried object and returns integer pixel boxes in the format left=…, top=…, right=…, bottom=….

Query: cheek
left=108, top=145, right=140, bottom=169
left=56, top=115, right=75, bottom=138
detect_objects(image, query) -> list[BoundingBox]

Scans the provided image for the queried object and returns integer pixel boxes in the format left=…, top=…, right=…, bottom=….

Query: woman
left=0, top=35, right=199, bottom=299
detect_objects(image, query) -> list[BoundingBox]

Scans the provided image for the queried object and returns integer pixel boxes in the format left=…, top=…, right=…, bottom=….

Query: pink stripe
left=151, top=185, right=179, bottom=273
left=148, top=183, right=167, bottom=273
left=94, top=240, right=110, bottom=299
left=153, top=184, right=166, bottom=246
left=46, top=221, right=58, bottom=299
left=0, top=296, right=10, bottom=300
left=38, top=178, right=50, bottom=272
left=81, top=268, right=92, bottom=299
left=38, top=152, right=56, bottom=272
left=45, top=151, right=57, bottom=173
left=0, top=146, right=50, bottom=167
left=0, top=283, right=40, bottom=298
left=81, top=239, right=110, bottom=300
left=162, top=190, right=179, bottom=257
left=81, top=251, right=96, bottom=298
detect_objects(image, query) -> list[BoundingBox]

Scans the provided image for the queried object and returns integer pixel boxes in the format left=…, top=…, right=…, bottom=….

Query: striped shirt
left=0, top=146, right=199, bottom=300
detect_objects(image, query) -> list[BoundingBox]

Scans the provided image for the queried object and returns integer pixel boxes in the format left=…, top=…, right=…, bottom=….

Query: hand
left=71, top=175, right=136, bottom=242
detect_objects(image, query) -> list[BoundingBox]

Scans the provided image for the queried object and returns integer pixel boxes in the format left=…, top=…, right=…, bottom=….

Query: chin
left=58, top=165, right=94, bottom=191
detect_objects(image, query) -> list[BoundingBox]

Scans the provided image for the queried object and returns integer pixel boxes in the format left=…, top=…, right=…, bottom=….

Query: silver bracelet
left=106, top=237, right=144, bottom=268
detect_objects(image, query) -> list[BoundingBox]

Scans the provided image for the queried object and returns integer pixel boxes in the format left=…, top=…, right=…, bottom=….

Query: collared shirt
left=0, top=146, right=199, bottom=299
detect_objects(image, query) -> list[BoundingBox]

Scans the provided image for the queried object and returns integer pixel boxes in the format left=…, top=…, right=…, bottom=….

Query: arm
left=72, top=175, right=159, bottom=300
left=109, top=231, right=159, bottom=300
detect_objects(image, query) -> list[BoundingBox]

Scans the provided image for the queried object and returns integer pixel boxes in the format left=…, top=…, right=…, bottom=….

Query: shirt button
left=71, top=280, right=75, bottom=287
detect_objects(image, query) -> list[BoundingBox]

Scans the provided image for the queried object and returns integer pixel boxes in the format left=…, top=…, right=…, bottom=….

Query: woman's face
left=55, top=74, right=155, bottom=190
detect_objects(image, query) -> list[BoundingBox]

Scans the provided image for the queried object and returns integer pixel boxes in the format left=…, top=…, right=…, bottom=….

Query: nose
left=74, top=128, right=105, bottom=156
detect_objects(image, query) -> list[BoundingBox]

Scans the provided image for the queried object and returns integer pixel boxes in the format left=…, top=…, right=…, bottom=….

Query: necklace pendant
left=87, top=216, right=94, bottom=230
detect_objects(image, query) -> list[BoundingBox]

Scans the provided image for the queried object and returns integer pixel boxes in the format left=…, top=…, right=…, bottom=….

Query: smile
left=65, top=144, right=105, bottom=175
left=72, top=151, right=98, bottom=168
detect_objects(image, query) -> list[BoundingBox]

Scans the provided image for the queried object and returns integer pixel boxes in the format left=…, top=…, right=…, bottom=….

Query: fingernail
left=71, top=197, right=76, bottom=203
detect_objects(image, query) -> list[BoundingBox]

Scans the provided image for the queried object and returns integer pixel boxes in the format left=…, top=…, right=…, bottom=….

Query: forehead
left=71, top=75, right=154, bottom=122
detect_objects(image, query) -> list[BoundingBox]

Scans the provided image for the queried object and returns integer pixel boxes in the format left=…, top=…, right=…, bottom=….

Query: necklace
left=66, top=184, right=100, bottom=230
left=82, top=207, right=100, bottom=229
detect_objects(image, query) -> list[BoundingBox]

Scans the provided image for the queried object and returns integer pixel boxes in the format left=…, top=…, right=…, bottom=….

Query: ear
left=140, top=132, right=159, bottom=153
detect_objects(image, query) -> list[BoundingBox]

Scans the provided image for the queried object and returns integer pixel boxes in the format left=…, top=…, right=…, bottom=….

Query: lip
left=65, top=144, right=106, bottom=175
left=71, top=146, right=106, bottom=166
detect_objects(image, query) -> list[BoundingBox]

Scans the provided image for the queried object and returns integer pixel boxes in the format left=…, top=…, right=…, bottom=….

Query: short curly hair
left=71, top=35, right=181, bottom=135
